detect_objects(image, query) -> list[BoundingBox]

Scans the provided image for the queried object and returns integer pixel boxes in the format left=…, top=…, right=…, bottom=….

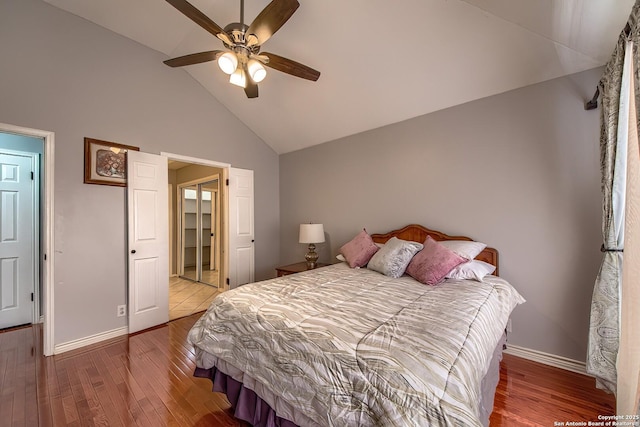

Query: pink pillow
left=406, top=236, right=466, bottom=285
left=340, top=229, right=379, bottom=268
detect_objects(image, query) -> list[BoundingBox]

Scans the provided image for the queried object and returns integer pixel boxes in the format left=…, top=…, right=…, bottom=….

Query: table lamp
left=299, top=223, right=325, bottom=268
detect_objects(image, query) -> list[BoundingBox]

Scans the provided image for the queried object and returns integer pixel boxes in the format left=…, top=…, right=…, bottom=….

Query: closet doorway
left=168, top=161, right=225, bottom=321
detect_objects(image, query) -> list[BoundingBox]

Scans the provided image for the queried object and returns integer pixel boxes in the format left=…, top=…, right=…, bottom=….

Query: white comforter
left=188, top=263, right=525, bottom=426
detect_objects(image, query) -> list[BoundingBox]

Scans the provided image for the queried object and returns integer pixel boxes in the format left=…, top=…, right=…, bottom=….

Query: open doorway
left=0, top=123, right=54, bottom=356
left=0, top=133, right=42, bottom=330
left=167, top=160, right=226, bottom=320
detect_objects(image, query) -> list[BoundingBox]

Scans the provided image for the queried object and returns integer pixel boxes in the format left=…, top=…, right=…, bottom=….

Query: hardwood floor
left=1, top=315, right=615, bottom=426
left=0, top=324, right=39, bottom=426
left=490, top=354, right=615, bottom=426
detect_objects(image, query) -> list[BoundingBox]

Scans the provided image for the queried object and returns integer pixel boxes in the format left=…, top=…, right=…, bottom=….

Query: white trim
left=0, top=123, right=55, bottom=357
left=504, top=344, right=588, bottom=375
left=161, top=152, right=231, bottom=169
left=54, top=326, right=128, bottom=355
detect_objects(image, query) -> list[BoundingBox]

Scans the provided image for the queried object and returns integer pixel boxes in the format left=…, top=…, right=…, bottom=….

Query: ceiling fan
left=163, top=0, right=320, bottom=98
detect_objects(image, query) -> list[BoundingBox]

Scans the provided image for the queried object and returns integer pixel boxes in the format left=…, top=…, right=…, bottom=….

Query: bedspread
left=188, top=263, right=525, bottom=426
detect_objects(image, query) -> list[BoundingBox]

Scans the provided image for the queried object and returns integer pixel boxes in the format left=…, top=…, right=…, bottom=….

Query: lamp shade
left=229, top=67, right=247, bottom=88
left=218, top=52, right=238, bottom=75
left=299, top=224, right=325, bottom=244
left=247, top=59, right=267, bottom=83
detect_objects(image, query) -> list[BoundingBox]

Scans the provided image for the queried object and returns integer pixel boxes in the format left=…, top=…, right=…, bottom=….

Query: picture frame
left=84, top=137, right=140, bottom=187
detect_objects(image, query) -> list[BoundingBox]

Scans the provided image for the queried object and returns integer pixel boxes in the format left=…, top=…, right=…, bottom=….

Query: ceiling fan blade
left=246, top=0, right=300, bottom=47
left=163, top=50, right=224, bottom=67
left=262, top=52, right=320, bottom=81
left=165, top=0, right=231, bottom=40
left=244, top=79, right=259, bottom=98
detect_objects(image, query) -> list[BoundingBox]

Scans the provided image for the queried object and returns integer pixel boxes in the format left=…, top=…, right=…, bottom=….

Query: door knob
left=131, top=250, right=136, bottom=254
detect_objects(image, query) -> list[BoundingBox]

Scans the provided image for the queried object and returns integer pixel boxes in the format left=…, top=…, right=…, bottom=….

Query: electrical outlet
left=117, top=305, right=126, bottom=317
left=506, top=318, right=513, bottom=333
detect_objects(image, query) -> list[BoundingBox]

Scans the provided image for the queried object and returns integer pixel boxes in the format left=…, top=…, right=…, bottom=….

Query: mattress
left=188, top=263, right=525, bottom=426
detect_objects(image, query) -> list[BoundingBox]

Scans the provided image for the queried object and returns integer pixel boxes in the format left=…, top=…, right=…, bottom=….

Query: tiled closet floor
left=169, top=276, right=220, bottom=321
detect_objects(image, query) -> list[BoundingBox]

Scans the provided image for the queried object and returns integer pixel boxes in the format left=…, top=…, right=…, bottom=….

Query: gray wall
left=280, top=68, right=603, bottom=362
left=0, top=0, right=279, bottom=345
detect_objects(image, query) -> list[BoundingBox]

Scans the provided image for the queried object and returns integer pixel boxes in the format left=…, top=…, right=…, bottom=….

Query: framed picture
left=84, top=138, right=139, bottom=187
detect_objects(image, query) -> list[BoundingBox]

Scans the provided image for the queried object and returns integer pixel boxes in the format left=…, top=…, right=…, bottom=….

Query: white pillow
left=439, top=240, right=486, bottom=260
left=446, top=260, right=496, bottom=281
left=336, top=254, right=346, bottom=262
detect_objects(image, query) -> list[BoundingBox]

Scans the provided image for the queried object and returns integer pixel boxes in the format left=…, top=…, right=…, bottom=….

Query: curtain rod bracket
left=585, top=22, right=632, bottom=111
left=585, top=87, right=599, bottom=110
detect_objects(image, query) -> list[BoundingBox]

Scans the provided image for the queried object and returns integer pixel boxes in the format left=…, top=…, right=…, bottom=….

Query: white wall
left=280, top=67, right=603, bottom=362
left=0, top=0, right=279, bottom=346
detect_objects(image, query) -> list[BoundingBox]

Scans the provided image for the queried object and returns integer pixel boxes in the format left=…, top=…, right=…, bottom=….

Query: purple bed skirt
left=194, top=366, right=299, bottom=427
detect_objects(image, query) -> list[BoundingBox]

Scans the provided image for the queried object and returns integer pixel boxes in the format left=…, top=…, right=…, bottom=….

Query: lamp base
left=305, top=243, right=319, bottom=269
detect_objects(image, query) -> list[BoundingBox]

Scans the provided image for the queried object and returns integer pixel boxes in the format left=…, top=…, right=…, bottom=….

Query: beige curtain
left=588, top=1, right=640, bottom=415
left=587, top=24, right=628, bottom=396
left=618, top=40, right=640, bottom=416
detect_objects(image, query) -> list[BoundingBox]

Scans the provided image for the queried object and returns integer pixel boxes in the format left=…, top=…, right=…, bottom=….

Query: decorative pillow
left=439, top=240, right=487, bottom=260
left=367, top=237, right=423, bottom=278
left=340, top=229, right=379, bottom=268
left=446, top=260, right=496, bottom=282
left=336, top=254, right=346, bottom=262
left=406, top=236, right=466, bottom=285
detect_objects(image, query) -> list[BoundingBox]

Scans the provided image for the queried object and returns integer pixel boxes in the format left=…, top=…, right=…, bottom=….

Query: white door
left=127, top=151, right=168, bottom=333
left=0, top=152, right=35, bottom=329
left=228, top=168, right=254, bottom=289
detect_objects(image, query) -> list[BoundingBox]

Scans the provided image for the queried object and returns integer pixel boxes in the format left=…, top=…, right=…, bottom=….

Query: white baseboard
left=54, top=326, right=128, bottom=355
left=504, top=344, right=588, bottom=375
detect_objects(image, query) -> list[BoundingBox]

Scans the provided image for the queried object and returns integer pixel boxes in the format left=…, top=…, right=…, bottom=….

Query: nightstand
left=276, top=261, right=330, bottom=277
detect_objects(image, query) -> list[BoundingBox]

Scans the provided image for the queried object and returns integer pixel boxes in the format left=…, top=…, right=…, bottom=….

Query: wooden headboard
left=370, top=224, right=499, bottom=276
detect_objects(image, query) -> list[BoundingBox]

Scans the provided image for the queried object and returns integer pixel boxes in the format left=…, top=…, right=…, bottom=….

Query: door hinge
left=226, top=277, right=230, bottom=285
left=226, top=178, right=229, bottom=186
left=31, top=171, right=34, bottom=180
left=31, top=293, right=34, bottom=302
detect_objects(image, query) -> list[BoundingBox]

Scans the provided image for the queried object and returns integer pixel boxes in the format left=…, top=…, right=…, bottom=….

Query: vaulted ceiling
left=43, top=0, right=634, bottom=154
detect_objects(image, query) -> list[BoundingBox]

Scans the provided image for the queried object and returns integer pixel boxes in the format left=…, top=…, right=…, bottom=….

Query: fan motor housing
left=223, top=22, right=260, bottom=53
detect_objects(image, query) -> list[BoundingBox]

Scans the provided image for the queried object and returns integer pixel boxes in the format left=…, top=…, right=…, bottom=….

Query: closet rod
left=584, top=23, right=632, bottom=111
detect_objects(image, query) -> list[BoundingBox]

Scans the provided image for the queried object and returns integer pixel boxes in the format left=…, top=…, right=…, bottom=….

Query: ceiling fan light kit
left=164, top=0, right=321, bottom=98
left=218, top=52, right=238, bottom=74
left=248, top=59, right=267, bottom=82
left=230, top=66, right=247, bottom=88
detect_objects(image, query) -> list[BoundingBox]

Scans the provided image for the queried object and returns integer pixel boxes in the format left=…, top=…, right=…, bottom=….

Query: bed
left=188, top=224, right=525, bottom=426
